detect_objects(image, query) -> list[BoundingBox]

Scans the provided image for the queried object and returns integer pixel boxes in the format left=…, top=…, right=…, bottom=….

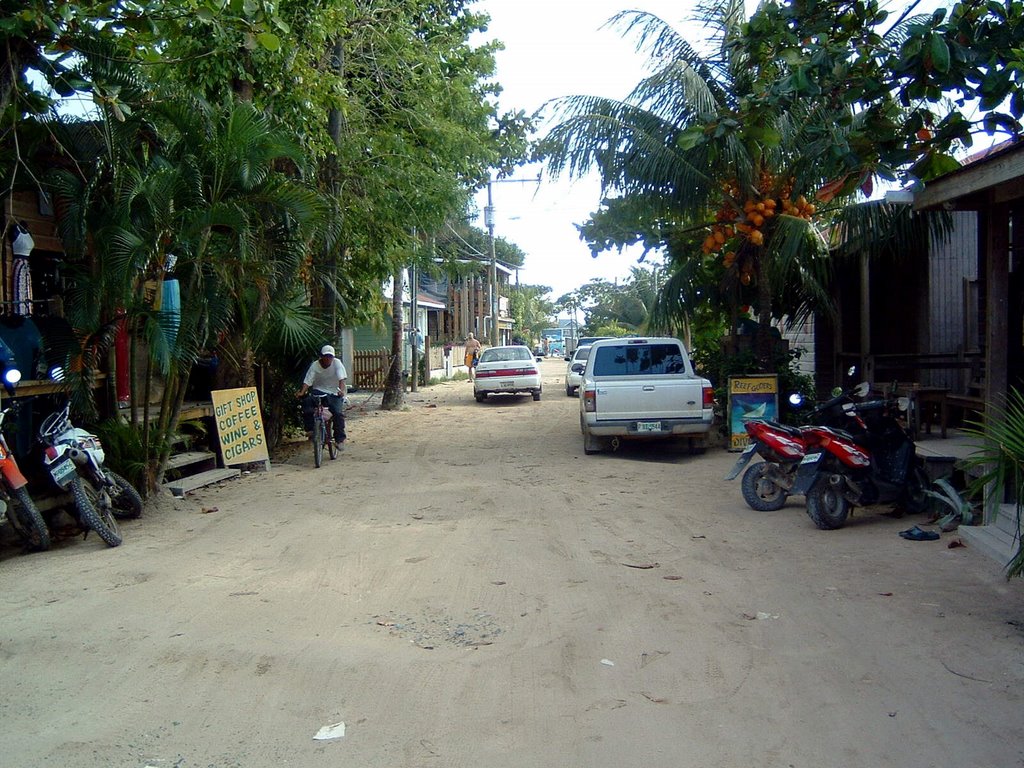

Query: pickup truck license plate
left=636, top=421, right=662, bottom=433
left=49, top=457, right=76, bottom=486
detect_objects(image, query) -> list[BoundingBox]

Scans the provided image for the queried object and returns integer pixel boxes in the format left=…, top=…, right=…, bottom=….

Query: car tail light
left=478, top=367, right=536, bottom=378
left=702, top=386, right=714, bottom=408
left=583, top=388, right=596, bottom=412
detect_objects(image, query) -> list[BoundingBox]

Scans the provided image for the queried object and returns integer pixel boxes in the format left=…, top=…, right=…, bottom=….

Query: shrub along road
left=1, top=358, right=1021, bottom=767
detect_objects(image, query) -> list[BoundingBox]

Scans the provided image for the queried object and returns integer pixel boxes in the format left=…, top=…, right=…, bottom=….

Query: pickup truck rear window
left=592, top=343, right=687, bottom=376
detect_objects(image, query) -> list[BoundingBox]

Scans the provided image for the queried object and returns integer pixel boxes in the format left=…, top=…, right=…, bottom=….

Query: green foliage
left=960, top=388, right=1024, bottom=578
left=91, top=417, right=168, bottom=495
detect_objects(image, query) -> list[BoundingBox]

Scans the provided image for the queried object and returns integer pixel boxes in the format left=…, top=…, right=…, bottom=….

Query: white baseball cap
left=320, top=345, right=335, bottom=356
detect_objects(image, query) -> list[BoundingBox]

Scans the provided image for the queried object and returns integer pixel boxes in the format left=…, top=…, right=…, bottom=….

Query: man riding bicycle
left=296, top=344, right=348, bottom=450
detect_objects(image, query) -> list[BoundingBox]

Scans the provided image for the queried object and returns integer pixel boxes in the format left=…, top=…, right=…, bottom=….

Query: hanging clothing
left=160, top=279, right=181, bottom=347
left=12, top=257, right=32, bottom=316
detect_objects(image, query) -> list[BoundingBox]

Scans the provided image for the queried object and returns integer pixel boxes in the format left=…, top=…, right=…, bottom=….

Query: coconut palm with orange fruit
left=537, top=0, right=1019, bottom=369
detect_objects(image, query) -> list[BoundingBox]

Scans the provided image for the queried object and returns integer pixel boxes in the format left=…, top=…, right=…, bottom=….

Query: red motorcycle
left=0, top=403, right=50, bottom=551
left=725, top=383, right=871, bottom=511
left=790, top=393, right=930, bottom=529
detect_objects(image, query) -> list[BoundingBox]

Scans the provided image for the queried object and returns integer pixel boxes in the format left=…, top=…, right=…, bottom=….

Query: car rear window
left=481, top=347, right=531, bottom=363
left=573, top=347, right=592, bottom=361
left=591, top=343, right=687, bottom=376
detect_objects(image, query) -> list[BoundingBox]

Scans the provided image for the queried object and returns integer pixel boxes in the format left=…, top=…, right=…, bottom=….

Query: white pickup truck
left=578, top=337, right=714, bottom=454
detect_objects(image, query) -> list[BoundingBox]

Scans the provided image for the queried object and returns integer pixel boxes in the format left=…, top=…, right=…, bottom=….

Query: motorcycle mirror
left=830, top=386, right=842, bottom=397
left=788, top=392, right=804, bottom=408
left=853, top=382, right=870, bottom=397
left=847, top=365, right=857, bottom=377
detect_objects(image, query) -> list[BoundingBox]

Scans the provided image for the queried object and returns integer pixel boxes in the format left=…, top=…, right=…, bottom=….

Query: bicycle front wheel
left=312, top=418, right=324, bottom=468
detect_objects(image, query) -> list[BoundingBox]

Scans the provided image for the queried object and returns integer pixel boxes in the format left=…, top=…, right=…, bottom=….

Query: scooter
left=790, top=391, right=929, bottom=530
left=725, top=382, right=871, bottom=511
left=38, top=401, right=144, bottom=547
left=0, top=402, right=50, bottom=551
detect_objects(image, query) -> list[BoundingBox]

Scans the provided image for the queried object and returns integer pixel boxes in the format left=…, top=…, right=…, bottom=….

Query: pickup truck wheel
left=583, top=425, right=604, bottom=455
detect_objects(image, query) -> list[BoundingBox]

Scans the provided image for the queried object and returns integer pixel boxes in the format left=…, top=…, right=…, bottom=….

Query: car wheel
left=475, top=392, right=486, bottom=402
left=533, top=390, right=541, bottom=401
left=566, top=384, right=573, bottom=396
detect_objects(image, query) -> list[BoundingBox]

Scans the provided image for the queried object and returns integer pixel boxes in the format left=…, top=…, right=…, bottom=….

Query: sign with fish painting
left=728, top=375, right=779, bottom=451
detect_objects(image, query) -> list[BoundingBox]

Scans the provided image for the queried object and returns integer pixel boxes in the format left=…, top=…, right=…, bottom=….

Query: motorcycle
left=37, top=401, right=144, bottom=547
left=725, top=382, right=872, bottom=511
left=0, top=403, right=50, bottom=551
left=790, top=390, right=929, bottom=530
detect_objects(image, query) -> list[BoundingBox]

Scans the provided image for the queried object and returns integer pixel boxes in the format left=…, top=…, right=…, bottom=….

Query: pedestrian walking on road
left=464, top=332, right=482, bottom=381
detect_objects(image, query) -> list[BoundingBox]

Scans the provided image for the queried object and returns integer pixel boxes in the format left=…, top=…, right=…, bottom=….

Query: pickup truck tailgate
left=592, top=377, right=708, bottom=421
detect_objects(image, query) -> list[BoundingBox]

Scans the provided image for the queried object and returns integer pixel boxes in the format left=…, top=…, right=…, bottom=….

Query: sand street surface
left=1, top=357, right=1022, bottom=767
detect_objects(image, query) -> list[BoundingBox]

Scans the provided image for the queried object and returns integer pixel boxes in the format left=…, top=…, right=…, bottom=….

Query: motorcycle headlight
left=1, top=363, right=21, bottom=395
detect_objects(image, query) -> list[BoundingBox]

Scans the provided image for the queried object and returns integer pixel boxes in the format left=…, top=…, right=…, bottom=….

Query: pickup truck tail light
left=702, top=386, right=715, bottom=408
left=583, top=388, right=596, bottom=412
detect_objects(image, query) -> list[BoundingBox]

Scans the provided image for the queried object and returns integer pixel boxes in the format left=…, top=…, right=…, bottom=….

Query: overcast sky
left=472, top=0, right=691, bottom=302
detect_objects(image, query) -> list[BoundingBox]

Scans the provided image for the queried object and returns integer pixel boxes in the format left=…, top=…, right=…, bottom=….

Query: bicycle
left=307, top=392, right=338, bottom=468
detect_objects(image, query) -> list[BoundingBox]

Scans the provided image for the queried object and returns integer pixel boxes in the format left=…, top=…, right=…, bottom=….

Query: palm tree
left=537, top=1, right=931, bottom=368
left=50, top=95, right=327, bottom=489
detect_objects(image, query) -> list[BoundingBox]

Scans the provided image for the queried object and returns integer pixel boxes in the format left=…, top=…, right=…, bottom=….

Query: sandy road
left=0, top=357, right=1022, bottom=768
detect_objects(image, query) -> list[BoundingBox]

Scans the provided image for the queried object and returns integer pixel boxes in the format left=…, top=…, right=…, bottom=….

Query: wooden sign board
left=728, top=375, right=779, bottom=451
left=211, top=387, right=270, bottom=466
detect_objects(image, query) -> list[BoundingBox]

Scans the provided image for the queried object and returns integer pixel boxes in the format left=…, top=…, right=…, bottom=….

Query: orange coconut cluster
left=701, top=176, right=816, bottom=262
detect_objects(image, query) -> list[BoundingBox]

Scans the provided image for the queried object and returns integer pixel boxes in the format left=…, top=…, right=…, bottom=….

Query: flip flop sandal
left=900, top=527, right=940, bottom=541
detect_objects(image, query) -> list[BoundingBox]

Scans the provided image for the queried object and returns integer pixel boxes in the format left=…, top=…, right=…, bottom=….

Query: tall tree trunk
left=756, top=255, right=773, bottom=371
left=381, top=269, right=405, bottom=409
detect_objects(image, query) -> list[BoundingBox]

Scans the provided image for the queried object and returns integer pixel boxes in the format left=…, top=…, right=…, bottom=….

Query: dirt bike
left=0, top=403, right=50, bottom=551
left=725, top=383, right=872, bottom=511
left=38, top=402, right=143, bottom=547
left=790, top=392, right=930, bottom=530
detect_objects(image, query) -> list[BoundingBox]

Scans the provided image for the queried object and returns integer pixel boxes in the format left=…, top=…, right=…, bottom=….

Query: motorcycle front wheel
left=740, top=462, right=789, bottom=511
left=901, top=466, right=931, bottom=514
left=107, top=471, right=144, bottom=519
left=7, top=486, right=51, bottom=551
left=70, top=476, right=122, bottom=547
left=806, top=479, right=852, bottom=530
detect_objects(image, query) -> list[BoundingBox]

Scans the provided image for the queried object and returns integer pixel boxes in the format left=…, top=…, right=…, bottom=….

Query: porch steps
left=958, top=503, right=1021, bottom=570
left=163, top=467, right=240, bottom=498
left=161, top=450, right=239, bottom=497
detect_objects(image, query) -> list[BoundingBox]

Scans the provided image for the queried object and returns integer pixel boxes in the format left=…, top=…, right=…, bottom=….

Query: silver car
left=564, top=345, right=592, bottom=397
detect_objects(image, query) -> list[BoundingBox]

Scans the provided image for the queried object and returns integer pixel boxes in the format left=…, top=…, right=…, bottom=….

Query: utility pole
left=483, top=174, right=542, bottom=348
left=485, top=181, right=498, bottom=346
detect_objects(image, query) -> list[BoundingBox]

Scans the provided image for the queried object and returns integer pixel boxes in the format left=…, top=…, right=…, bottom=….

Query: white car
left=564, top=345, right=592, bottom=397
left=474, top=345, right=543, bottom=402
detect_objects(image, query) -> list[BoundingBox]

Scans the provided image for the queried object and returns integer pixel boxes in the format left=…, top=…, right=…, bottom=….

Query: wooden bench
left=945, top=391, right=986, bottom=426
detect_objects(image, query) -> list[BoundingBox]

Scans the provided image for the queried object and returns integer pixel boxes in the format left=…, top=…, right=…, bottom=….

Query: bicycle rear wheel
left=312, top=418, right=324, bottom=468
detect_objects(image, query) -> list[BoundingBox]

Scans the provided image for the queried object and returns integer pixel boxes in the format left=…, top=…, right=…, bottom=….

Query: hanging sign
left=728, top=375, right=779, bottom=451
left=211, top=387, right=269, bottom=465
